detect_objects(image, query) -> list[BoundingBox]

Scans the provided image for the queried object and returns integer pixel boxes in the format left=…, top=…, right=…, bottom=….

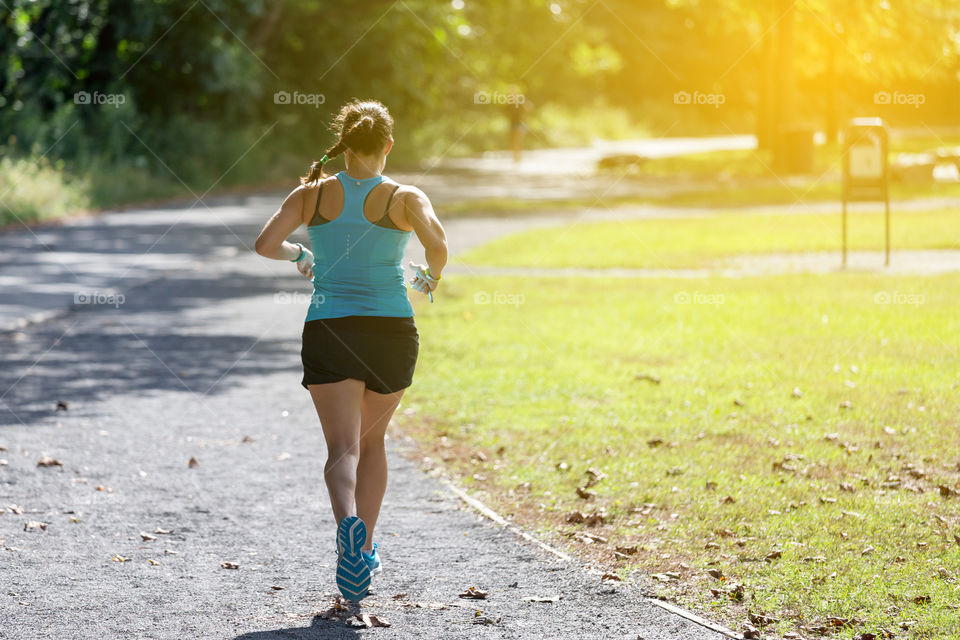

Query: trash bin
left=776, top=125, right=815, bottom=174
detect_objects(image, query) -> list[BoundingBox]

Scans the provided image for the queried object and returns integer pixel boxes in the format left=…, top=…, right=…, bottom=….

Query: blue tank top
left=305, top=172, right=414, bottom=321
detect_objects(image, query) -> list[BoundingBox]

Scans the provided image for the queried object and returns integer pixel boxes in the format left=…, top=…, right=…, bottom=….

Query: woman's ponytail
left=300, top=140, right=347, bottom=185
left=298, top=99, right=393, bottom=184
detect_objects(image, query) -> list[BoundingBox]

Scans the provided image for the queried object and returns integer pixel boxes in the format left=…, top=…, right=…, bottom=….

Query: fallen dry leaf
left=938, top=485, right=958, bottom=498
left=471, top=450, right=488, bottom=463
left=646, top=438, right=664, bottom=448
left=748, top=611, right=780, bottom=627
left=601, top=573, right=621, bottom=582
left=56, top=401, right=69, bottom=411
left=566, top=511, right=586, bottom=524
left=36, top=456, right=62, bottom=468
left=584, top=467, right=607, bottom=487
left=399, top=601, right=450, bottom=610
left=913, top=594, right=931, bottom=605
left=7, top=504, right=24, bottom=515
left=140, top=532, right=157, bottom=542
left=742, top=622, right=761, bottom=639
left=615, top=545, right=638, bottom=555
left=722, top=496, right=736, bottom=504
left=765, top=550, right=782, bottom=562
left=522, top=594, right=561, bottom=602
left=576, top=486, right=596, bottom=500
left=23, top=521, right=47, bottom=532
left=707, top=569, right=724, bottom=580
left=111, top=555, right=129, bottom=562
left=270, top=585, right=285, bottom=590
left=635, top=372, right=661, bottom=384
left=220, top=561, right=239, bottom=570
left=458, top=586, right=487, bottom=599
left=147, top=559, right=160, bottom=566
left=826, top=616, right=860, bottom=628
left=345, top=613, right=391, bottom=628
left=241, top=435, right=255, bottom=444
left=571, top=531, right=607, bottom=544
left=187, top=457, right=199, bottom=468
left=472, top=613, right=501, bottom=625
left=154, top=527, right=172, bottom=535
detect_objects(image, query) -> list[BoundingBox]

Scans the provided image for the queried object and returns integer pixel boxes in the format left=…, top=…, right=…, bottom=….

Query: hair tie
left=319, top=154, right=331, bottom=165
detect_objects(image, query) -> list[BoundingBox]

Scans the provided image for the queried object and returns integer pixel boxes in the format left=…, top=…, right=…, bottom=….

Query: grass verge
left=401, top=272, right=960, bottom=639
left=456, top=208, right=960, bottom=269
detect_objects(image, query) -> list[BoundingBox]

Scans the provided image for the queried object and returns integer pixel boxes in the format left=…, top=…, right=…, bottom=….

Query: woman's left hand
left=297, top=250, right=314, bottom=279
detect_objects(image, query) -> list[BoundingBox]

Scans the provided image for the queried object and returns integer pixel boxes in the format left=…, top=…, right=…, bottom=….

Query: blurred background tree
left=1, top=0, right=957, bottom=206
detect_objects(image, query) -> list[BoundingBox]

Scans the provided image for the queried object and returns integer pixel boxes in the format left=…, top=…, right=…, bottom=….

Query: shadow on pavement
left=233, top=614, right=361, bottom=639
left=0, top=265, right=307, bottom=426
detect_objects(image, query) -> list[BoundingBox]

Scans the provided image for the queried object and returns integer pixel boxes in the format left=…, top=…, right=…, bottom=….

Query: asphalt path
left=0, top=193, right=729, bottom=639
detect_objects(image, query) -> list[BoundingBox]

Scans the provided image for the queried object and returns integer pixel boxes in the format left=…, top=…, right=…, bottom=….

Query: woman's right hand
left=408, top=261, right=439, bottom=295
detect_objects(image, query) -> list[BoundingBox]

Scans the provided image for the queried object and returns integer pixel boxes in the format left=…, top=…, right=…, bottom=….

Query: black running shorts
left=300, top=316, right=418, bottom=394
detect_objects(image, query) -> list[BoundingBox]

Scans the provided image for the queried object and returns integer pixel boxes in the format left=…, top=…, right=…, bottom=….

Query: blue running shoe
left=362, top=543, right=382, bottom=576
left=336, top=516, right=370, bottom=601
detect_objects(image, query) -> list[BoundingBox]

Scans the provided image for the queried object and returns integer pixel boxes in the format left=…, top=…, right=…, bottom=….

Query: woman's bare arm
left=255, top=186, right=307, bottom=261
left=402, top=186, right=447, bottom=278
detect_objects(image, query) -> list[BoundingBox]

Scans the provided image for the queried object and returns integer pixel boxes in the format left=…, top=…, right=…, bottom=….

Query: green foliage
left=0, top=0, right=958, bottom=223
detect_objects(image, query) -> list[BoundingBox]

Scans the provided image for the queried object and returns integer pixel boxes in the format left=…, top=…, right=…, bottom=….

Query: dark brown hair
left=300, top=99, right=394, bottom=184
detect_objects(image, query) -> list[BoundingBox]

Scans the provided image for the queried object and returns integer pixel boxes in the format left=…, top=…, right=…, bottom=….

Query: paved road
left=0, top=196, right=729, bottom=639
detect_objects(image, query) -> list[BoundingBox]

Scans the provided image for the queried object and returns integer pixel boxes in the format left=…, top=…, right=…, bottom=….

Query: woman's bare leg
left=308, top=379, right=366, bottom=524
left=356, top=388, right=404, bottom=551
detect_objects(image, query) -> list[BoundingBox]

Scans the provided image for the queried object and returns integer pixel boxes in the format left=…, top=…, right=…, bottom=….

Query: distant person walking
left=254, top=99, right=447, bottom=601
left=507, top=95, right=532, bottom=163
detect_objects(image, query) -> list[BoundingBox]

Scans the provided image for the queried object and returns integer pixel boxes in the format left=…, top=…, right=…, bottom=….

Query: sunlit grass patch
left=456, top=208, right=960, bottom=269
left=402, top=273, right=960, bottom=638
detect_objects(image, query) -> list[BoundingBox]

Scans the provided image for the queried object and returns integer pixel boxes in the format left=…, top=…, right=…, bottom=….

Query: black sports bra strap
left=384, top=184, right=401, bottom=215
left=308, top=182, right=328, bottom=227
left=374, top=184, right=402, bottom=230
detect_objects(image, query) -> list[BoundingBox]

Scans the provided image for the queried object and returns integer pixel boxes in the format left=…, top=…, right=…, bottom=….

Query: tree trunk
left=773, top=0, right=796, bottom=170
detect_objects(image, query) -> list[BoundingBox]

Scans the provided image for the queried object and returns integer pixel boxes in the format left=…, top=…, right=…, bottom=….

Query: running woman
left=254, top=99, right=447, bottom=600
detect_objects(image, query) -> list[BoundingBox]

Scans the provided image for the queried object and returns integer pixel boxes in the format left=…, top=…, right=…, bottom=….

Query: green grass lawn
left=457, top=208, right=960, bottom=269
left=401, top=272, right=960, bottom=638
